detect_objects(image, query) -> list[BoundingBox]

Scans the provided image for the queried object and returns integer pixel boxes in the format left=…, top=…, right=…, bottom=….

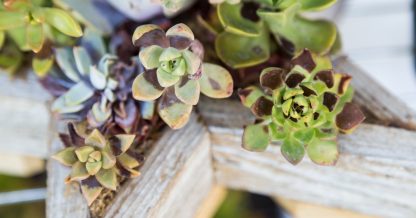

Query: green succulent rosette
left=203, top=0, right=340, bottom=68
left=0, top=0, right=82, bottom=75
left=53, top=123, right=143, bottom=205
left=239, top=49, right=365, bottom=165
left=131, top=23, right=233, bottom=129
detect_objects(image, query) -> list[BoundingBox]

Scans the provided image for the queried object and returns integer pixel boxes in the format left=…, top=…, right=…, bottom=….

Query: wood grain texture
left=104, top=114, right=213, bottom=218
left=198, top=98, right=416, bottom=218
left=334, top=57, right=416, bottom=130
left=47, top=122, right=90, bottom=218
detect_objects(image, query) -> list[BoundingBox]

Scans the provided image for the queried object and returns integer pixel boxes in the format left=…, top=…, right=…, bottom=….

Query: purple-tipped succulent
left=52, top=123, right=143, bottom=205
left=131, top=23, right=234, bottom=129
left=239, top=49, right=365, bottom=165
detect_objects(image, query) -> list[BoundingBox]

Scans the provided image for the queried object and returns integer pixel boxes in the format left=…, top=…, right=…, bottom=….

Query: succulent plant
left=0, top=0, right=83, bottom=75
left=53, top=123, right=143, bottom=205
left=200, top=0, right=340, bottom=69
left=239, top=49, right=365, bottom=165
left=131, top=23, right=233, bottom=129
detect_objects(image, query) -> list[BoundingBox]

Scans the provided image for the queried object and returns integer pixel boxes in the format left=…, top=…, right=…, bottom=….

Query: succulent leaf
left=132, top=71, right=164, bottom=101
left=217, top=2, right=262, bottom=37
left=85, top=129, right=107, bottom=148
left=139, top=45, right=163, bottom=69
left=73, top=47, right=92, bottom=76
left=158, top=88, right=193, bottom=129
left=238, top=86, right=264, bottom=108
left=68, top=161, right=89, bottom=181
left=175, top=78, right=200, bottom=105
left=260, top=68, right=285, bottom=91
left=299, top=0, right=337, bottom=11
left=281, top=136, right=304, bottom=165
left=80, top=177, right=103, bottom=206
left=43, top=8, right=83, bottom=37
left=200, top=63, right=233, bottom=98
left=0, top=11, right=27, bottom=30
left=166, top=23, right=195, bottom=41
left=132, top=24, right=169, bottom=48
left=26, top=23, right=44, bottom=53
left=306, top=137, right=338, bottom=165
left=243, top=124, right=270, bottom=152
left=32, top=56, right=54, bottom=77
left=95, top=168, right=117, bottom=190
left=336, top=102, right=365, bottom=133
left=52, top=147, right=77, bottom=166
left=75, top=146, right=95, bottom=163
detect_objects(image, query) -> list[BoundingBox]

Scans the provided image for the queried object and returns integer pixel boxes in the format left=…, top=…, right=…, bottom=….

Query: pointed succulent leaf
left=75, top=146, right=94, bottom=163
left=63, top=82, right=94, bottom=106
left=139, top=45, right=163, bottom=69
left=101, top=150, right=116, bottom=169
left=272, top=106, right=286, bottom=126
left=89, top=66, right=107, bottom=90
left=260, top=68, right=285, bottom=91
left=26, top=23, right=44, bottom=53
left=85, top=129, right=107, bottom=148
left=156, top=68, right=180, bottom=87
left=32, top=56, right=54, bottom=77
left=117, top=153, right=140, bottom=169
left=80, top=177, right=103, bottom=206
left=200, top=63, right=233, bottom=98
left=281, top=136, right=305, bottom=165
left=7, top=27, right=29, bottom=51
left=336, top=103, right=365, bottom=133
left=0, top=11, right=27, bottom=30
left=216, top=30, right=270, bottom=68
left=86, top=161, right=102, bottom=175
left=217, top=2, right=262, bottom=37
left=182, top=50, right=201, bottom=75
left=132, top=24, right=169, bottom=48
left=73, top=47, right=92, bottom=76
left=285, top=72, right=306, bottom=88
left=299, top=0, right=337, bottom=11
left=55, top=48, right=81, bottom=82
left=68, top=161, right=89, bottom=181
left=242, top=124, right=270, bottom=152
left=132, top=70, right=164, bottom=101
left=306, top=137, right=338, bottom=165
left=109, top=134, right=135, bottom=156
left=96, top=168, right=117, bottom=190
left=51, top=96, right=85, bottom=114
left=43, top=8, right=83, bottom=37
left=174, top=78, right=200, bottom=105
left=81, top=28, right=107, bottom=60
left=238, top=86, right=264, bottom=108
left=52, top=147, right=77, bottom=166
left=158, top=88, right=193, bottom=129
left=315, top=70, right=334, bottom=88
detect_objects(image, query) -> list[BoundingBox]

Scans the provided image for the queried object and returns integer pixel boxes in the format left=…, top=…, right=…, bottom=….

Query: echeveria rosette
left=0, top=0, right=83, bottom=76
left=212, top=0, right=339, bottom=68
left=52, top=123, right=143, bottom=205
left=131, top=23, right=233, bottom=129
left=239, top=49, right=365, bottom=165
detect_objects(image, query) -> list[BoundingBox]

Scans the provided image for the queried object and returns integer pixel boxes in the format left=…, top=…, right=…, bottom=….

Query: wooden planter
left=1, top=57, right=415, bottom=217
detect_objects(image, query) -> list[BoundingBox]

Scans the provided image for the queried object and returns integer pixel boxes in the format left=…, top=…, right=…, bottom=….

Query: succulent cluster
left=200, top=0, right=339, bottom=69
left=41, top=29, right=156, bottom=133
left=131, top=23, right=233, bottom=129
left=0, top=0, right=82, bottom=75
left=53, top=123, right=143, bottom=205
left=239, top=49, right=365, bottom=165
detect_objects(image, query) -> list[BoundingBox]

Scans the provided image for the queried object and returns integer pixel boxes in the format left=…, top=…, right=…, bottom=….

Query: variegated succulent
left=53, top=123, right=143, bottom=205
left=131, top=23, right=233, bottom=129
left=0, top=0, right=82, bottom=75
left=239, top=49, right=365, bottom=165
left=200, top=0, right=340, bottom=69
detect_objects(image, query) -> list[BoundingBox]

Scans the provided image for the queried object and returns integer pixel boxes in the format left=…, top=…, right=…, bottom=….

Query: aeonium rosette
left=131, top=23, right=233, bottom=129
left=52, top=123, right=143, bottom=205
left=239, top=49, right=365, bottom=165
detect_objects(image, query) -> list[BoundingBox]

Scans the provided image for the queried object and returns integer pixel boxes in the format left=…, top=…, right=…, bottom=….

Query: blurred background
left=0, top=0, right=414, bottom=217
